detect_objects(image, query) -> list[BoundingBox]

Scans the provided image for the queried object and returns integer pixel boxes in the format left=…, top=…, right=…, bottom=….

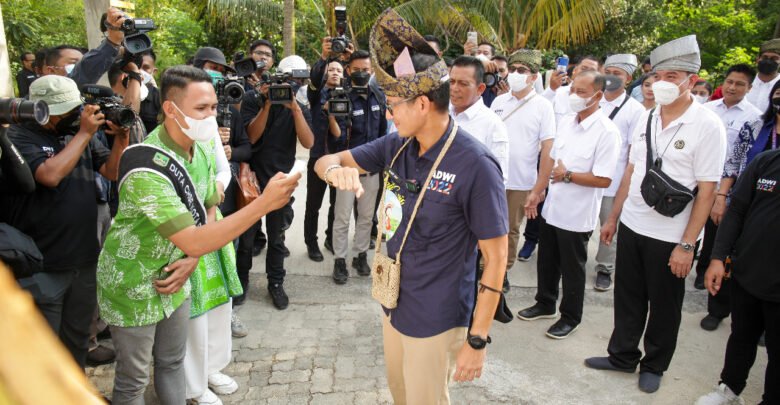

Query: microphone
left=80, top=84, right=116, bottom=99
left=0, top=127, right=35, bottom=193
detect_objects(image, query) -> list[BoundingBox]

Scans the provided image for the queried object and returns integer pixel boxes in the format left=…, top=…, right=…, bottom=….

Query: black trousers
left=696, top=218, right=732, bottom=319
left=535, top=217, right=590, bottom=325
left=523, top=198, right=544, bottom=244
left=720, top=279, right=778, bottom=402
left=236, top=202, right=291, bottom=288
left=303, top=157, right=335, bottom=247
left=236, top=220, right=261, bottom=301
left=19, top=265, right=97, bottom=368
left=607, top=223, right=686, bottom=374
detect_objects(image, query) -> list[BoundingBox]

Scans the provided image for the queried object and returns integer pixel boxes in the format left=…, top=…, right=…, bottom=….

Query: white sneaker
left=190, top=388, right=223, bottom=405
left=208, top=372, right=239, bottom=395
left=231, top=312, right=248, bottom=338
left=695, top=383, right=744, bottom=405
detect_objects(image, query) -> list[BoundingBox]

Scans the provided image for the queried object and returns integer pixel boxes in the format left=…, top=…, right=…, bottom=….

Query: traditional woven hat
left=650, top=35, right=701, bottom=73
left=604, top=54, right=638, bottom=76
left=507, top=49, right=542, bottom=73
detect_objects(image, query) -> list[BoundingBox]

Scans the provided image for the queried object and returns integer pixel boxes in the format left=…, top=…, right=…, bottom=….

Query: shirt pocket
left=409, top=193, right=460, bottom=243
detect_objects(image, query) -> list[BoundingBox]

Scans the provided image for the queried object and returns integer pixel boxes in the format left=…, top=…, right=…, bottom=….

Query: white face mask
left=652, top=76, right=690, bottom=106
left=694, top=94, right=709, bottom=104
left=568, top=92, right=596, bottom=113
left=171, top=103, right=218, bottom=143
left=64, top=64, right=75, bottom=75
left=141, top=70, right=153, bottom=85
left=507, top=72, right=529, bottom=93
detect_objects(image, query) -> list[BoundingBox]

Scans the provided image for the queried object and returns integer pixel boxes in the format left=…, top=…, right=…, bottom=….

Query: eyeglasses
left=508, top=66, right=531, bottom=74
left=385, top=96, right=417, bottom=116
left=386, top=168, right=422, bottom=194
left=252, top=50, right=273, bottom=58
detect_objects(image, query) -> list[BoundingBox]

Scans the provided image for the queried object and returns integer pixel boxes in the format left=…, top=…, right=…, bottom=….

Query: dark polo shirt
left=351, top=119, right=508, bottom=338
left=1, top=123, right=110, bottom=272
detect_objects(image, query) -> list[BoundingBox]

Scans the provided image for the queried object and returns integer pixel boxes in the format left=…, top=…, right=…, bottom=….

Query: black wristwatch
left=467, top=334, right=491, bottom=350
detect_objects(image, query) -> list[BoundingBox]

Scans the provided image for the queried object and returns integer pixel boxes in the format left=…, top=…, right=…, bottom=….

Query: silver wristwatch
left=679, top=241, right=695, bottom=252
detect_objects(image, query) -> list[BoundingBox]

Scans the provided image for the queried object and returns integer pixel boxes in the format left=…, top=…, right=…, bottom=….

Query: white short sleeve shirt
left=542, top=85, right=575, bottom=124
left=703, top=98, right=762, bottom=152
left=451, top=100, right=509, bottom=181
left=541, top=110, right=621, bottom=232
left=745, top=74, right=780, bottom=113
left=622, top=99, right=728, bottom=243
left=600, top=92, right=647, bottom=197
left=491, top=92, right=556, bottom=190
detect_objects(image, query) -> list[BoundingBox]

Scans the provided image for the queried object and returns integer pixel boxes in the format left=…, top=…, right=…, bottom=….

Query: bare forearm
left=35, top=132, right=91, bottom=187
left=682, top=183, right=716, bottom=243
left=247, top=104, right=271, bottom=144
left=718, top=177, right=735, bottom=196
left=293, top=109, right=314, bottom=149
left=328, top=116, right=341, bottom=137
left=124, top=80, right=141, bottom=113
left=532, top=155, right=554, bottom=194
left=570, top=172, right=611, bottom=188
left=470, top=236, right=508, bottom=337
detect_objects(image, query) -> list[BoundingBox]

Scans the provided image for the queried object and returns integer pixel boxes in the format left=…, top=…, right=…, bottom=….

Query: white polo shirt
left=600, top=92, right=647, bottom=197
left=621, top=99, right=727, bottom=243
left=541, top=109, right=621, bottom=233
left=491, top=91, right=556, bottom=190
left=451, top=100, right=509, bottom=180
left=745, top=74, right=780, bottom=113
left=542, top=85, right=575, bottom=123
left=703, top=98, right=762, bottom=151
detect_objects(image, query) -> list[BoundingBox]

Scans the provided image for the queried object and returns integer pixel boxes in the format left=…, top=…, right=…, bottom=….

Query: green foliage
left=145, top=6, right=208, bottom=72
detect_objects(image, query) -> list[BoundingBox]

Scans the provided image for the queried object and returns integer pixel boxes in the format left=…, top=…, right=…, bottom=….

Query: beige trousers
left=381, top=314, right=467, bottom=405
left=506, top=189, right=530, bottom=271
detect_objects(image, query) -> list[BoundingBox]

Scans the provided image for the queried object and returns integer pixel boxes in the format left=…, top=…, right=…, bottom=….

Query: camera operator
left=240, top=54, right=314, bottom=310
left=0, top=75, right=129, bottom=369
left=139, top=50, right=162, bottom=134
left=243, top=39, right=276, bottom=90
left=329, top=50, right=386, bottom=284
left=490, top=55, right=511, bottom=97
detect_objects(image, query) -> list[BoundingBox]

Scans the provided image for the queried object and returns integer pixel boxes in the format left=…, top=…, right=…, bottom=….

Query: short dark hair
left=20, top=52, right=34, bottom=63
left=451, top=55, right=485, bottom=85
left=45, top=45, right=81, bottom=66
left=762, top=79, right=780, bottom=121
left=249, top=39, right=276, bottom=61
left=577, top=70, right=606, bottom=92
left=639, top=72, right=654, bottom=86
left=160, top=65, right=212, bottom=103
left=348, top=50, right=370, bottom=65
left=694, top=80, right=713, bottom=93
left=642, top=57, right=651, bottom=66
left=412, top=53, right=449, bottom=113
left=142, top=50, right=157, bottom=62
left=491, top=55, right=508, bottom=64
left=34, top=49, right=47, bottom=71
left=576, top=55, right=601, bottom=67
left=725, top=63, right=756, bottom=84
left=423, top=35, right=441, bottom=50
left=108, top=59, right=125, bottom=86
left=478, top=42, right=495, bottom=56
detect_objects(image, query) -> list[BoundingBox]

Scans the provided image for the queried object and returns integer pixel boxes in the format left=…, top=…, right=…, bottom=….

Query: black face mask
left=757, top=58, right=779, bottom=75
left=350, top=71, right=370, bottom=87
left=772, top=96, right=780, bottom=111
left=54, top=110, right=81, bottom=136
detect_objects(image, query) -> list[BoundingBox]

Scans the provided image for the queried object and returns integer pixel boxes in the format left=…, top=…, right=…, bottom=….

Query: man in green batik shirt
left=98, top=65, right=300, bottom=405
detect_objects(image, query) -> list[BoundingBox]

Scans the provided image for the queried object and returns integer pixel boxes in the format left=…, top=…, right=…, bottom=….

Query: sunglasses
left=508, top=66, right=531, bottom=74
left=386, top=168, right=422, bottom=194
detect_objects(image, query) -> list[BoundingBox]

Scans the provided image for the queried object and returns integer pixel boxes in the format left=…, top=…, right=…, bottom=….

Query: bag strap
left=118, top=144, right=207, bottom=226
left=608, top=93, right=631, bottom=120
left=500, top=93, right=535, bottom=122
left=374, top=123, right=459, bottom=262
left=645, top=108, right=656, bottom=172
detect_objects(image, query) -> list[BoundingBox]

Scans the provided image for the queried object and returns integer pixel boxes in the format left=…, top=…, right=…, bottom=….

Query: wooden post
left=0, top=3, right=15, bottom=97
left=84, top=0, right=111, bottom=49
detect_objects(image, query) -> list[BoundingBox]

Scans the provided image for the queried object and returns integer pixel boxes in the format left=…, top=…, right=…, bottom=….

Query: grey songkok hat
left=650, top=35, right=701, bottom=73
left=604, top=54, right=638, bottom=76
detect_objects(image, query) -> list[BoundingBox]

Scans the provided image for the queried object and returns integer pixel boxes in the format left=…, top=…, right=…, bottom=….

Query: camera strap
left=118, top=144, right=207, bottom=226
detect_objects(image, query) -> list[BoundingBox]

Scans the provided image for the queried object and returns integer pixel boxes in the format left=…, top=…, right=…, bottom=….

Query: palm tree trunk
left=283, top=0, right=296, bottom=57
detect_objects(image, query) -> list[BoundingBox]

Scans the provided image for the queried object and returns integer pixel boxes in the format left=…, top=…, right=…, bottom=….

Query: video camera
left=121, top=18, right=156, bottom=55
left=233, top=52, right=267, bottom=79
left=260, top=70, right=310, bottom=104
left=330, top=6, right=351, bottom=54
left=215, top=77, right=245, bottom=127
left=81, top=84, right=137, bottom=128
left=327, top=86, right=352, bottom=117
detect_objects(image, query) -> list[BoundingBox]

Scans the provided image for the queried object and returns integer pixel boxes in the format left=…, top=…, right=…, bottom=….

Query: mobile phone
left=467, top=31, right=478, bottom=55
left=287, top=159, right=307, bottom=178
left=556, top=55, right=569, bottom=75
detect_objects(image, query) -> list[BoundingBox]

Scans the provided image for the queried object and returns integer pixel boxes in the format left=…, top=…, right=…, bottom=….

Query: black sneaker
left=584, top=356, right=635, bottom=373
left=352, top=253, right=371, bottom=276
left=694, top=272, right=706, bottom=290
left=324, top=239, right=334, bottom=255
left=638, top=371, right=662, bottom=393
left=369, top=239, right=376, bottom=250
left=86, top=345, right=116, bottom=367
left=517, top=304, right=558, bottom=321
left=307, top=244, right=324, bottom=262
left=594, top=272, right=613, bottom=291
left=333, top=258, right=348, bottom=284
left=700, top=314, right=722, bottom=331
left=268, top=283, right=289, bottom=310
left=545, top=319, right=579, bottom=339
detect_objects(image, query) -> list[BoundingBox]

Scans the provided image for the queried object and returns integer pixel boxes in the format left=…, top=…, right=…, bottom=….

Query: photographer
left=240, top=54, right=314, bottom=310
left=243, top=39, right=276, bottom=90
left=329, top=50, right=386, bottom=284
left=0, top=75, right=129, bottom=369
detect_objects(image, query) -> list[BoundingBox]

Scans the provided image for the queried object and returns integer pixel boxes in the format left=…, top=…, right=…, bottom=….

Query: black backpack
left=0, top=223, right=43, bottom=279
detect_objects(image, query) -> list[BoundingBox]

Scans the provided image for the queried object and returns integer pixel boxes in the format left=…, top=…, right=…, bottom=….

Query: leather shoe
left=324, top=239, right=334, bottom=255
left=517, top=304, right=558, bottom=321
left=584, top=356, right=635, bottom=373
left=700, top=314, right=723, bottom=331
left=638, top=371, right=662, bottom=393
left=268, top=283, right=288, bottom=310
left=352, top=253, right=371, bottom=276
left=86, top=344, right=116, bottom=367
left=333, top=258, right=348, bottom=284
left=694, top=272, right=706, bottom=290
left=307, top=244, right=324, bottom=262
left=545, top=319, right=579, bottom=339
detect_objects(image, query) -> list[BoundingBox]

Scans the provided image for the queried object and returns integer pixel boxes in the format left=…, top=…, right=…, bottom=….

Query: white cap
left=278, top=55, right=307, bottom=73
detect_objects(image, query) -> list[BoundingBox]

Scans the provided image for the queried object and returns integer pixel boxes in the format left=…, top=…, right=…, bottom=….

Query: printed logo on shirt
left=428, top=170, right=457, bottom=195
left=41, top=146, right=55, bottom=158
left=353, top=109, right=364, bottom=117
left=153, top=152, right=170, bottom=167
left=756, top=177, right=776, bottom=192
left=674, top=140, right=685, bottom=150
left=371, top=105, right=381, bottom=112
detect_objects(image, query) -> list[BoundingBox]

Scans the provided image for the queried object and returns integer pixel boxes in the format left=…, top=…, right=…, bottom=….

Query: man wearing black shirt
left=139, top=51, right=162, bottom=134
left=240, top=53, right=314, bottom=310
left=16, top=52, right=37, bottom=98
left=1, top=75, right=129, bottom=368
left=697, top=149, right=780, bottom=405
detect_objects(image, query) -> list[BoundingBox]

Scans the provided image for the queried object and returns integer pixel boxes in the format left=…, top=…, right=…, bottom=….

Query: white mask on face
left=64, top=64, right=75, bottom=75
left=694, top=94, right=709, bottom=104
left=652, top=76, right=690, bottom=106
left=141, top=70, right=153, bottom=85
left=568, top=92, right=596, bottom=113
left=507, top=72, right=529, bottom=93
left=171, top=102, right=218, bottom=143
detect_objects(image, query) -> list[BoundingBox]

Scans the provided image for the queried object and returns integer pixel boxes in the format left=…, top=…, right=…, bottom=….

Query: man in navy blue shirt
left=315, top=9, right=508, bottom=404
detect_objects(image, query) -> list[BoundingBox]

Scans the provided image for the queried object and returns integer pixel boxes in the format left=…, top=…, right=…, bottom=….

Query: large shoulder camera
left=81, top=84, right=137, bottom=128
left=121, top=18, right=156, bottom=55
left=326, top=73, right=372, bottom=117
left=260, top=70, right=310, bottom=104
left=233, top=52, right=266, bottom=79
left=330, top=6, right=351, bottom=54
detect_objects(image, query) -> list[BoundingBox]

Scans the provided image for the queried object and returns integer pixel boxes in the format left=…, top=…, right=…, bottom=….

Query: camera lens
left=0, top=98, right=50, bottom=125
left=224, top=82, right=245, bottom=104
left=331, top=39, right=346, bottom=54
left=484, top=73, right=497, bottom=88
left=105, top=106, right=136, bottom=128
